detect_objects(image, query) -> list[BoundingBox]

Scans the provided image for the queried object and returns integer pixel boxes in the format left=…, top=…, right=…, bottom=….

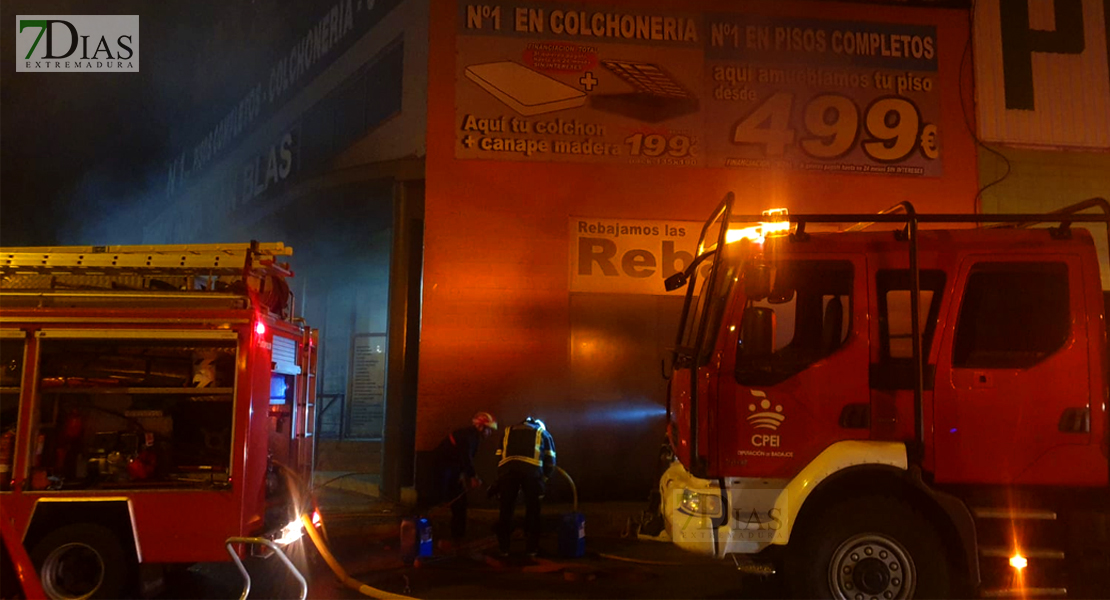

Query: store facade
left=129, top=0, right=995, bottom=501
left=422, top=0, right=978, bottom=499
left=140, top=0, right=430, bottom=494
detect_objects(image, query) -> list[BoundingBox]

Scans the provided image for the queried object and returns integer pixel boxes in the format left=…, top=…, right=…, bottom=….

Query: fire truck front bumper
left=659, top=460, right=788, bottom=558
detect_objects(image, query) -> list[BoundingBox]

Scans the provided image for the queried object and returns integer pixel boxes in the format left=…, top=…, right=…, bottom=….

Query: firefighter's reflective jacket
left=496, top=419, right=556, bottom=478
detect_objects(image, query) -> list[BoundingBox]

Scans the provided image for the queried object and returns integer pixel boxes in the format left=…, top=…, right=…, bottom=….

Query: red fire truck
left=0, top=242, right=318, bottom=599
left=658, top=195, right=1110, bottom=598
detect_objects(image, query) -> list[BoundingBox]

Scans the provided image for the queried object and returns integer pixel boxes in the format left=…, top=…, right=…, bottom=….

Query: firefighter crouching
left=424, top=411, right=498, bottom=542
left=492, top=417, right=556, bottom=557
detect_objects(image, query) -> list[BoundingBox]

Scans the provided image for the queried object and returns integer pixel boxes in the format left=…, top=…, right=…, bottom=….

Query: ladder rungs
left=972, top=507, right=1058, bottom=520
left=2, top=243, right=291, bottom=255
left=980, top=546, right=1066, bottom=560
left=1, top=243, right=293, bottom=278
left=980, top=587, right=1067, bottom=598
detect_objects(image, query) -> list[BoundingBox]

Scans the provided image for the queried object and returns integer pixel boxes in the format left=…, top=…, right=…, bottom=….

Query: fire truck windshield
left=735, top=259, right=853, bottom=385
left=678, top=243, right=745, bottom=367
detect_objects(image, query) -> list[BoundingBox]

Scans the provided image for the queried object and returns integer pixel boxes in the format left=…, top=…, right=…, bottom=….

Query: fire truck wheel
left=30, top=523, right=134, bottom=600
left=786, top=496, right=951, bottom=600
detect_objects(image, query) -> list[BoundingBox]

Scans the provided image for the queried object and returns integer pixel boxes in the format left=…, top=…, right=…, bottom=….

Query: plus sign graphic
left=579, top=71, right=598, bottom=92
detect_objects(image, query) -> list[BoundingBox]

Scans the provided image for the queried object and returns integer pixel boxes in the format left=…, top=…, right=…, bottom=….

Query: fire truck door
left=719, top=258, right=865, bottom=476
left=932, top=256, right=1092, bottom=485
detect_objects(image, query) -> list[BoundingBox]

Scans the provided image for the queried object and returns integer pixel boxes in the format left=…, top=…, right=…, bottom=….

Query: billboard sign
left=458, top=2, right=945, bottom=177
left=570, top=217, right=704, bottom=294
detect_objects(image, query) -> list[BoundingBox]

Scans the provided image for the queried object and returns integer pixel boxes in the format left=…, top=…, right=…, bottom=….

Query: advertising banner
left=704, top=15, right=941, bottom=176
left=570, top=217, right=703, bottom=294
left=457, top=2, right=944, bottom=177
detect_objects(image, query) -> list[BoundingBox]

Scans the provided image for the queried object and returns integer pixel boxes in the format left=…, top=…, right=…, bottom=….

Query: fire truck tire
left=30, top=523, right=135, bottom=600
left=786, top=496, right=951, bottom=600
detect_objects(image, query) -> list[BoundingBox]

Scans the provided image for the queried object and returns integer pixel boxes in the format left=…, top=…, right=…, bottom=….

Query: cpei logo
left=16, top=15, right=138, bottom=72
left=746, top=390, right=785, bottom=431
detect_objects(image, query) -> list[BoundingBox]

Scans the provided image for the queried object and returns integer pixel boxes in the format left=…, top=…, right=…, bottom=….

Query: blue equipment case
left=558, top=512, right=586, bottom=558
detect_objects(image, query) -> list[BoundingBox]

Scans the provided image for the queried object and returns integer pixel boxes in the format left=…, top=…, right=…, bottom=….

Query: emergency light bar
left=722, top=208, right=791, bottom=245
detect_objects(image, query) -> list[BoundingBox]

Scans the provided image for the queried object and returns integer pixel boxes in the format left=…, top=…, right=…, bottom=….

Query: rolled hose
left=300, top=513, right=418, bottom=600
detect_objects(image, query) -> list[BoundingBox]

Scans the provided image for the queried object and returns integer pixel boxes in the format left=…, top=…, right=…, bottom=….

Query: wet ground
left=156, top=491, right=782, bottom=599
left=165, top=537, right=780, bottom=600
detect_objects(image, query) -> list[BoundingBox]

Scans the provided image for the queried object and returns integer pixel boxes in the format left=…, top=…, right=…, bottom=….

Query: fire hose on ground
left=286, top=463, right=678, bottom=597
left=426, top=466, right=682, bottom=568
left=272, top=463, right=419, bottom=599
left=299, top=512, right=419, bottom=600
left=297, top=466, right=576, bottom=598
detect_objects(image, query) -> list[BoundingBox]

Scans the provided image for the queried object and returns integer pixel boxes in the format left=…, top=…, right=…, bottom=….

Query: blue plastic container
left=558, top=512, right=586, bottom=558
left=400, top=517, right=434, bottom=564
left=416, top=517, right=433, bottom=557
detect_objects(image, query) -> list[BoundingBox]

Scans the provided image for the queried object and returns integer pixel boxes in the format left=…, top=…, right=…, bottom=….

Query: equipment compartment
left=29, top=336, right=238, bottom=491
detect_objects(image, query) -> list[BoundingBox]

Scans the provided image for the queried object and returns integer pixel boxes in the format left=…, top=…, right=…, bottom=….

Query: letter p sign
left=998, top=0, right=1107, bottom=111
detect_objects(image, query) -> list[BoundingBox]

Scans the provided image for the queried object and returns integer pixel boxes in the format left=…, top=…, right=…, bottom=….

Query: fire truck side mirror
left=744, top=264, right=772, bottom=300
left=664, top=271, right=688, bottom=292
left=739, top=307, right=774, bottom=360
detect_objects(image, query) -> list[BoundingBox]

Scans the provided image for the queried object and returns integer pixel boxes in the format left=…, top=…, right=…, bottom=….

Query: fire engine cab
left=660, top=195, right=1110, bottom=598
left=0, top=242, right=318, bottom=599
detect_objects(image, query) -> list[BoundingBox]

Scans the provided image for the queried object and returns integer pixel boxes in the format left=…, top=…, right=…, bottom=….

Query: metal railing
left=224, top=537, right=308, bottom=600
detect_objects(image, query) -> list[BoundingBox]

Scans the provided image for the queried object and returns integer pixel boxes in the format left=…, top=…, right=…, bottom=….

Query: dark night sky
left=1, top=0, right=311, bottom=247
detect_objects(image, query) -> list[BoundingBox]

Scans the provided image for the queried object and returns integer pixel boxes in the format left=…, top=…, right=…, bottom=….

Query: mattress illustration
left=591, top=59, right=700, bottom=123
left=465, top=61, right=587, bottom=116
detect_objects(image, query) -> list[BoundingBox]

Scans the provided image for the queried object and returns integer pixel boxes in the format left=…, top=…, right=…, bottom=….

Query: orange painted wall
left=420, top=0, right=978, bottom=493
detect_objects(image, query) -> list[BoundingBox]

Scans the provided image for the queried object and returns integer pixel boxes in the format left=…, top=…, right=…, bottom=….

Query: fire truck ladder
left=0, top=241, right=293, bottom=278
left=0, top=241, right=296, bottom=315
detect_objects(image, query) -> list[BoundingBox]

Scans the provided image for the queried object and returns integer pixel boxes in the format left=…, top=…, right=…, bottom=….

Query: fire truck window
left=873, top=270, right=946, bottom=390
left=885, top=290, right=935, bottom=358
left=952, top=263, right=1069, bottom=369
left=737, top=260, right=852, bottom=385
left=270, top=374, right=293, bottom=405
left=698, top=256, right=743, bottom=364
left=29, top=337, right=237, bottom=491
left=1, top=340, right=24, bottom=431
left=1, top=340, right=24, bottom=491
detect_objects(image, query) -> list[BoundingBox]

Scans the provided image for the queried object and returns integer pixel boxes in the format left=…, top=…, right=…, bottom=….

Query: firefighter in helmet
left=493, top=416, right=556, bottom=557
left=427, top=411, right=498, bottom=541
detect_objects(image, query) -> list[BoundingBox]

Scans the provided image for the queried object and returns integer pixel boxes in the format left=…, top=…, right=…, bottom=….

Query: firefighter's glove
left=468, top=476, right=482, bottom=490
